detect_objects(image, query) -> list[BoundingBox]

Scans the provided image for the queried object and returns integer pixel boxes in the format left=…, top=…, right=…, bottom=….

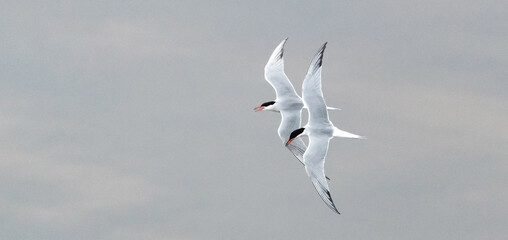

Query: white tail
left=333, top=127, right=364, bottom=139
left=326, top=106, right=341, bottom=111
left=303, top=105, right=341, bottom=110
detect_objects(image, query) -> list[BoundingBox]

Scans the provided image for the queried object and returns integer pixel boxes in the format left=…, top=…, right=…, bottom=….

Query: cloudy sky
left=1, top=1, right=507, bottom=239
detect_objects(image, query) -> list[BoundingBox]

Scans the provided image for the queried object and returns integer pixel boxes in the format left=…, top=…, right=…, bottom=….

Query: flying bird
left=254, top=38, right=338, bottom=169
left=286, top=42, right=364, bottom=214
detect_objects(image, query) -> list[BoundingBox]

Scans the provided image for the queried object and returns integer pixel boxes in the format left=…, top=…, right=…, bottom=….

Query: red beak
left=254, top=106, right=264, bottom=112
left=285, top=139, right=293, bottom=146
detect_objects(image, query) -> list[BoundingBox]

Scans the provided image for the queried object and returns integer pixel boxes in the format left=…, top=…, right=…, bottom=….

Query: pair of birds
left=254, top=38, right=364, bottom=214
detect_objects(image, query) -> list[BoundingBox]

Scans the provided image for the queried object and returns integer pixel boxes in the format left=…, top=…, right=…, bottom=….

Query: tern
left=286, top=42, right=364, bottom=214
left=254, top=38, right=338, bottom=169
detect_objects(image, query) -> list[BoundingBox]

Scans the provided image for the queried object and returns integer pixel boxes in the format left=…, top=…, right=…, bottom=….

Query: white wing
left=305, top=134, right=340, bottom=214
left=279, top=109, right=307, bottom=165
left=302, top=42, right=331, bottom=125
left=264, top=38, right=300, bottom=99
left=286, top=138, right=306, bottom=166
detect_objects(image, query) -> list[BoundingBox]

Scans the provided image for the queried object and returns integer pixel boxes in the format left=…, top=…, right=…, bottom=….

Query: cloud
left=0, top=0, right=507, bottom=239
left=0, top=149, right=158, bottom=224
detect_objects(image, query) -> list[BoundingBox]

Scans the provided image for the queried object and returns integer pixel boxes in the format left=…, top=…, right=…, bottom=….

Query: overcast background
left=1, top=1, right=507, bottom=239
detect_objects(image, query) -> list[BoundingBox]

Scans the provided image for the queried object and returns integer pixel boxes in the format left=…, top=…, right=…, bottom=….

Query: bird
left=254, top=38, right=339, bottom=169
left=286, top=42, right=364, bottom=214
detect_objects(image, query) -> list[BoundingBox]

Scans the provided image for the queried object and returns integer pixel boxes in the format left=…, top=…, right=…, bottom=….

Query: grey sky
left=1, top=1, right=507, bottom=239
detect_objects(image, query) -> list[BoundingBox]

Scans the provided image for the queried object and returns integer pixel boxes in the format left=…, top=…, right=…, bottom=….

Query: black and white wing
left=302, top=42, right=331, bottom=125
left=301, top=42, right=339, bottom=214
left=304, top=135, right=340, bottom=214
left=279, top=109, right=307, bottom=165
left=264, top=38, right=300, bottom=99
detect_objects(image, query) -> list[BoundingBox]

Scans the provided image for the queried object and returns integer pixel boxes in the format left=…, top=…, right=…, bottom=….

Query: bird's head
left=286, top=127, right=305, bottom=146
left=254, top=101, right=276, bottom=112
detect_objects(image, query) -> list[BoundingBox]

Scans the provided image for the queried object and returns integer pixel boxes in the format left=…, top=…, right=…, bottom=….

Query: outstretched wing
left=304, top=134, right=340, bottom=214
left=302, top=42, right=331, bottom=125
left=264, top=38, right=299, bottom=99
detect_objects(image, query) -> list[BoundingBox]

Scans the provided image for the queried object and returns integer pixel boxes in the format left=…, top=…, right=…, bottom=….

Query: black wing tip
left=309, top=42, right=327, bottom=73
left=277, top=38, right=289, bottom=60
left=331, top=205, right=341, bottom=214
left=319, top=42, right=327, bottom=53
left=318, top=42, right=327, bottom=65
left=312, top=177, right=341, bottom=214
left=325, top=190, right=341, bottom=214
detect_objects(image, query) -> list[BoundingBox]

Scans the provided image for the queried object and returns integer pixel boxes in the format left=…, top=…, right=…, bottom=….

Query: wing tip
left=266, top=38, right=288, bottom=69
left=310, top=176, right=341, bottom=214
left=309, top=42, right=327, bottom=75
left=315, top=42, right=327, bottom=68
left=323, top=187, right=341, bottom=214
left=277, top=38, right=289, bottom=61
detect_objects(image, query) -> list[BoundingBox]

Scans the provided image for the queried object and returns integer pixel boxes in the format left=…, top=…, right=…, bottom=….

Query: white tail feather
left=333, top=127, right=364, bottom=139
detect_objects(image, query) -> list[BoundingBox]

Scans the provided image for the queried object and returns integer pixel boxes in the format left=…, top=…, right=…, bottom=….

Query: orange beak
left=254, top=106, right=264, bottom=112
left=285, top=139, right=293, bottom=146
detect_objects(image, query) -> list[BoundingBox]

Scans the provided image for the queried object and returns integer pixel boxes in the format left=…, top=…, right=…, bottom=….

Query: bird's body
left=287, top=42, right=363, bottom=214
left=254, top=38, right=308, bottom=165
